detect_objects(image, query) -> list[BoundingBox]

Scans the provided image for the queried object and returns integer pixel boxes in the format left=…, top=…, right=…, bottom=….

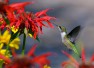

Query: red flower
left=26, top=9, right=55, bottom=38
left=0, top=45, right=53, bottom=68
left=0, top=0, right=56, bottom=39
left=0, top=0, right=32, bottom=30
left=0, top=17, right=6, bottom=30
left=62, top=48, right=94, bottom=68
left=9, top=8, right=55, bottom=39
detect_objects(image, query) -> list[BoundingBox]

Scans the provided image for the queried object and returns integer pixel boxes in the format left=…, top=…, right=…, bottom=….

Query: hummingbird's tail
left=72, top=45, right=81, bottom=58
left=68, top=41, right=81, bottom=58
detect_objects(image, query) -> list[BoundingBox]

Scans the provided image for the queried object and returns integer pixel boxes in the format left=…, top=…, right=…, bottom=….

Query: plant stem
left=5, top=41, right=10, bottom=55
left=21, top=33, right=26, bottom=55
left=0, top=61, right=3, bottom=68
left=5, top=32, right=20, bottom=55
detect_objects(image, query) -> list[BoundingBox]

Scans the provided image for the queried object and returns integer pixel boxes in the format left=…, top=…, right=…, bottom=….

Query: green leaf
left=36, top=36, right=40, bottom=42
left=28, top=29, right=40, bottom=42
left=10, top=31, right=20, bottom=41
left=4, top=18, right=10, bottom=24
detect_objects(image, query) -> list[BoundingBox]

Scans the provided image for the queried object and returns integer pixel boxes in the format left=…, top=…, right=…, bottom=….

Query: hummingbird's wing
left=67, top=26, right=81, bottom=44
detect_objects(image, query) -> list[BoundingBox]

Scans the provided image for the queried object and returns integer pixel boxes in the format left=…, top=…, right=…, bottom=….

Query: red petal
left=35, top=9, right=50, bottom=17
left=36, top=20, right=47, bottom=27
left=0, top=18, right=6, bottom=30
left=40, top=16, right=56, bottom=20
left=25, top=20, right=30, bottom=29
left=33, top=32, right=38, bottom=39
left=33, top=52, right=52, bottom=66
left=9, top=2, right=32, bottom=9
left=4, top=6, right=16, bottom=21
left=4, top=0, right=9, bottom=3
left=62, top=50, right=79, bottom=66
left=62, top=61, right=78, bottom=68
left=36, top=21, right=45, bottom=34
left=0, top=54, right=11, bottom=63
left=62, top=61, right=71, bottom=67
left=90, top=54, right=94, bottom=62
left=11, top=48, right=17, bottom=57
left=38, top=52, right=52, bottom=57
left=15, top=20, right=21, bottom=28
left=33, top=52, right=52, bottom=61
left=81, top=48, right=86, bottom=63
left=36, top=16, right=56, bottom=28
left=27, top=44, right=37, bottom=57
left=4, top=5, right=15, bottom=12
left=46, top=20, right=54, bottom=28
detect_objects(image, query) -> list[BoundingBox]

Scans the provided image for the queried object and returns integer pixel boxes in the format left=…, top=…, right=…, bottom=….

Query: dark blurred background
left=10, top=0, right=94, bottom=68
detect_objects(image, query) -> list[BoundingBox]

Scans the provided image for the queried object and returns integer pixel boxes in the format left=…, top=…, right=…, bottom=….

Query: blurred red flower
left=0, top=45, right=53, bottom=68
left=62, top=48, right=94, bottom=68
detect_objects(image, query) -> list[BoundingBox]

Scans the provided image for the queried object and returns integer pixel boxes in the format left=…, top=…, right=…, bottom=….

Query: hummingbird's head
left=58, top=26, right=65, bottom=32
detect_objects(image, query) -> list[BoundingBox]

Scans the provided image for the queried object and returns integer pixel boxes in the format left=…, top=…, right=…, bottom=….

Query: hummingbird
left=58, top=25, right=81, bottom=57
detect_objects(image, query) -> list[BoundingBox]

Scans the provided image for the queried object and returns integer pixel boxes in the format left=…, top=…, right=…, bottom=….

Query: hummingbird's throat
left=61, top=32, right=66, bottom=42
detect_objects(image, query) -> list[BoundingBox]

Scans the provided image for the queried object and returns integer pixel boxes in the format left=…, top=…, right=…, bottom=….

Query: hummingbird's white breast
left=61, top=32, right=66, bottom=42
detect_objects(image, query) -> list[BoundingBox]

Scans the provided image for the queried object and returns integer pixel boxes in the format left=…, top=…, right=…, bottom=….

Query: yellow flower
left=28, top=33, right=33, bottom=38
left=0, top=30, right=11, bottom=44
left=11, top=26, right=18, bottom=33
left=0, top=30, right=20, bottom=49
left=10, top=38, right=20, bottom=49
left=0, top=49, right=10, bottom=58
left=0, top=30, right=20, bottom=60
left=0, top=43, right=10, bottom=59
left=44, top=65, right=51, bottom=68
